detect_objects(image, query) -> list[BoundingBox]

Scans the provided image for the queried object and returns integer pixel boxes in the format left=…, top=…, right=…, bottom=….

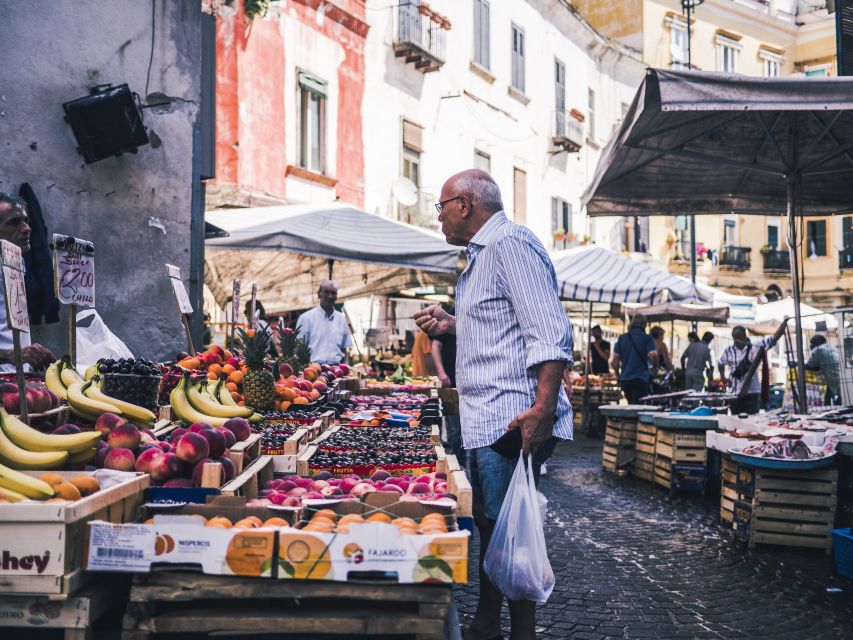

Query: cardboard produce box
left=0, top=470, right=148, bottom=596
left=86, top=496, right=297, bottom=578
left=277, top=493, right=469, bottom=584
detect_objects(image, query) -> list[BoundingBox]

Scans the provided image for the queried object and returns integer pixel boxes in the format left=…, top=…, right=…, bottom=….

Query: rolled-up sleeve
left=496, top=236, right=573, bottom=370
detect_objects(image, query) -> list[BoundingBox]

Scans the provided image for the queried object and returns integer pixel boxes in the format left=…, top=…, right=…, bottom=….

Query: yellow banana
left=68, top=447, right=97, bottom=465
left=84, top=381, right=155, bottom=427
left=45, top=362, right=68, bottom=400
left=67, top=381, right=123, bottom=420
left=84, top=364, right=100, bottom=381
left=60, top=365, right=85, bottom=388
left=186, top=381, right=252, bottom=419
left=0, top=420, right=68, bottom=469
left=0, top=461, right=55, bottom=499
left=217, top=380, right=239, bottom=406
left=0, top=409, right=101, bottom=454
left=0, top=486, right=27, bottom=502
left=169, top=376, right=230, bottom=427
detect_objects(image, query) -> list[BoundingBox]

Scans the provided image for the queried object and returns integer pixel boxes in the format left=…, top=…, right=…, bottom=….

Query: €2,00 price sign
left=53, top=234, right=95, bottom=307
left=1, top=240, right=30, bottom=333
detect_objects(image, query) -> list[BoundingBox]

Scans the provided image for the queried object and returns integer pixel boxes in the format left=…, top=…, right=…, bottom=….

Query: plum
left=52, top=423, right=82, bottom=435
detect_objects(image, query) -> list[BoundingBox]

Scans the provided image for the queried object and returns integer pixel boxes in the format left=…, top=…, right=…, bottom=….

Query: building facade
left=574, top=0, right=845, bottom=306
left=361, top=0, right=646, bottom=251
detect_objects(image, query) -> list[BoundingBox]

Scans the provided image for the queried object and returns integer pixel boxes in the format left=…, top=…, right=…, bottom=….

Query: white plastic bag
left=483, top=455, right=555, bottom=603
left=75, top=309, right=133, bottom=370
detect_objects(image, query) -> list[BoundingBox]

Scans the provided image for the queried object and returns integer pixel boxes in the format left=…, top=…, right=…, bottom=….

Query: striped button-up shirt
left=718, top=336, right=778, bottom=395
left=455, top=212, right=574, bottom=449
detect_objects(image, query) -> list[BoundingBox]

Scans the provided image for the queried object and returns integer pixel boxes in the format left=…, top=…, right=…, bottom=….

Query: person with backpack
left=612, top=313, right=658, bottom=403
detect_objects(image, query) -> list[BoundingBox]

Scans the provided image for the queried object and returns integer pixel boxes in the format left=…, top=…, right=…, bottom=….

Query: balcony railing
left=841, top=248, right=853, bottom=270
left=400, top=190, right=440, bottom=233
left=393, top=1, right=447, bottom=73
left=719, top=245, right=751, bottom=270
left=762, top=248, right=790, bottom=272
left=552, top=111, right=584, bottom=153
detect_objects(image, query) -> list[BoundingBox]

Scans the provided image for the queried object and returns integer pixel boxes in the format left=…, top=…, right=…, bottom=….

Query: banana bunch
left=0, top=408, right=101, bottom=470
left=210, top=379, right=262, bottom=423
left=170, top=373, right=258, bottom=426
left=0, top=461, right=55, bottom=500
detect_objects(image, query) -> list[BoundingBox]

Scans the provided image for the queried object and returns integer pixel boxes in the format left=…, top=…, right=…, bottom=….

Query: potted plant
left=552, top=228, right=566, bottom=242
left=759, top=244, right=773, bottom=255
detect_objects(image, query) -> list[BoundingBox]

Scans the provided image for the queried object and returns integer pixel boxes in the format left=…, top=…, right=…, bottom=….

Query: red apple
left=320, top=486, right=343, bottom=497
left=108, top=424, right=142, bottom=450
left=223, top=417, right=251, bottom=442
left=278, top=480, right=297, bottom=493
left=267, top=491, right=286, bottom=505
left=104, top=448, right=136, bottom=472
left=175, top=432, right=210, bottom=464
left=371, top=469, right=390, bottom=482
left=309, top=480, right=330, bottom=492
left=339, top=478, right=359, bottom=494
left=407, top=483, right=430, bottom=495
left=0, top=382, right=18, bottom=395
left=94, top=413, right=125, bottom=438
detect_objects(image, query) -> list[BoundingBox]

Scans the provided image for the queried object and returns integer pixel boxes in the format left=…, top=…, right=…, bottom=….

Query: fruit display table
left=650, top=414, right=718, bottom=493
left=598, top=405, right=661, bottom=476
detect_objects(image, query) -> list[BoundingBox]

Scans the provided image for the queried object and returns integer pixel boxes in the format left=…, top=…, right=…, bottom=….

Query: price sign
left=232, top=279, right=241, bottom=325
left=53, top=234, right=95, bottom=307
left=166, top=264, right=193, bottom=314
left=1, top=240, right=29, bottom=333
left=250, top=284, right=257, bottom=330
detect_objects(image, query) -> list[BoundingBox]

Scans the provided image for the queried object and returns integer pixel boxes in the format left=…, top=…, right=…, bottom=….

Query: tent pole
left=787, top=175, right=808, bottom=414
left=583, top=301, right=592, bottom=432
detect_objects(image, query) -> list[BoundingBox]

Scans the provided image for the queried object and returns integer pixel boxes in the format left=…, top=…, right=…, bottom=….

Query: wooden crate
left=0, top=578, right=127, bottom=640
left=219, top=455, right=274, bottom=500
left=653, top=430, right=707, bottom=492
left=121, top=570, right=457, bottom=640
left=634, top=421, right=657, bottom=482
left=226, top=432, right=262, bottom=475
left=720, top=456, right=738, bottom=525
left=0, top=472, right=149, bottom=596
left=449, top=468, right=472, bottom=518
left=602, top=416, right=637, bottom=474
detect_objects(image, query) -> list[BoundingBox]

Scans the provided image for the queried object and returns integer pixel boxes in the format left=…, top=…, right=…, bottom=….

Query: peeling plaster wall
left=0, top=0, right=202, bottom=361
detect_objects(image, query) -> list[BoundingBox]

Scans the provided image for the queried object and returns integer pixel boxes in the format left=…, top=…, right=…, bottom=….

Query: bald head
left=437, top=169, right=504, bottom=246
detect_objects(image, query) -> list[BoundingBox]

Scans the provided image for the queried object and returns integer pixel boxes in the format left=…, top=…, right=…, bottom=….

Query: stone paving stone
left=454, top=432, right=853, bottom=638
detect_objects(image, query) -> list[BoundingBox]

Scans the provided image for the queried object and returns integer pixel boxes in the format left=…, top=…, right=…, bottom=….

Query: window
left=805, top=63, right=831, bottom=77
left=554, top=59, right=566, bottom=136
left=473, top=0, right=490, bottom=70
left=763, top=58, right=780, bottom=77
left=767, top=223, right=779, bottom=249
left=551, top=198, right=571, bottom=233
left=715, top=34, right=741, bottom=73
left=844, top=216, right=853, bottom=248
left=723, top=218, right=736, bottom=246
left=588, top=88, right=596, bottom=141
left=514, top=168, right=527, bottom=226
left=671, top=24, right=689, bottom=69
left=511, top=23, right=525, bottom=92
left=474, top=149, right=491, bottom=173
left=807, top=219, right=827, bottom=257
left=298, top=72, right=327, bottom=173
left=402, top=119, right=423, bottom=187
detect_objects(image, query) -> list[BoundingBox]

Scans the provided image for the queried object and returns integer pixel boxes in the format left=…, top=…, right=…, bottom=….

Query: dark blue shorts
left=468, top=438, right=558, bottom=520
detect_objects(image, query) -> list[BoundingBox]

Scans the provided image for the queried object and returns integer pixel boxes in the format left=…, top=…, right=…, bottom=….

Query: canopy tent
left=581, top=68, right=853, bottom=412
left=552, top=245, right=712, bottom=304
left=751, top=297, right=837, bottom=335
left=627, top=302, right=729, bottom=325
left=205, top=203, right=460, bottom=312
left=695, top=283, right=757, bottom=325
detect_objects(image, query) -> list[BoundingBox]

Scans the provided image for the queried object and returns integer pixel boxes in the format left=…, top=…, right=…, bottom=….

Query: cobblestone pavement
left=454, top=434, right=853, bottom=639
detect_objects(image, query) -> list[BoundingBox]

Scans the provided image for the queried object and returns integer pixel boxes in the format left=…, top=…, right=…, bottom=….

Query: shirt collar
left=317, top=305, right=335, bottom=319
left=468, top=211, right=508, bottom=250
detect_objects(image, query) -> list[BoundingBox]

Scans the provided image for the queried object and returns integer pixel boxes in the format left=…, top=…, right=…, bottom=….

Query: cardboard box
left=85, top=496, right=296, bottom=578
left=0, top=470, right=148, bottom=595
left=277, top=493, right=469, bottom=584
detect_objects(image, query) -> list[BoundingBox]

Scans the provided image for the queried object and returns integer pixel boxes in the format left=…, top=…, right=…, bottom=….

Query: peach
left=286, top=487, right=307, bottom=498
left=282, top=496, right=302, bottom=507
left=108, top=423, right=142, bottom=450
left=351, top=482, right=376, bottom=498
left=217, top=456, right=236, bottom=482
left=220, top=428, right=237, bottom=449
left=312, top=381, right=328, bottom=393
left=170, top=427, right=188, bottom=442
left=175, top=432, right=210, bottom=464
left=163, top=478, right=194, bottom=488
left=149, top=452, right=183, bottom=483
left=191, top=458, right=223, bottom=487
left=223, top=417, right=251, bottom=442
left=44, top=389, right=60, bottom=410
left=278, top=362, right=294, bottom=378
left=94, top=413, right=125, bottom=438
left=135, top=447, right=161, bottom=474
left=198, top=428, right=226, bottom=458
left=52, top=423, right=82, bottom=435
left=3, top=392, right=32, bottom=414
left=309, top=480, right=330, bottom=492
left=370, top=470, right=390, bottom=482
left=407, top=482, right=430, bottom=495
left=188, top=422, right=214, bottom=434
left=30, top=389, right=52, bottom=413
left=320, top=486, right=343, bottom=497
left=104, top=448, right=136, bottom=472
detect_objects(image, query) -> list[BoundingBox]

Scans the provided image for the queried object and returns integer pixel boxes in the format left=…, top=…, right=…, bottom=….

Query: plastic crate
left=832, top=528, right=853, bottom=579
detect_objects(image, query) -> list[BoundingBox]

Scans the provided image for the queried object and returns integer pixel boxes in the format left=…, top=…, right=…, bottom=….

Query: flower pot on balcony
left=419, top=2, right=431, bottom=16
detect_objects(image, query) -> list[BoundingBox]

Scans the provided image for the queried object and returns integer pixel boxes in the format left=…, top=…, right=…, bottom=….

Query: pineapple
left=237, top=328, right=276, bottom=411
left=275, top=327, right=311, bottom=375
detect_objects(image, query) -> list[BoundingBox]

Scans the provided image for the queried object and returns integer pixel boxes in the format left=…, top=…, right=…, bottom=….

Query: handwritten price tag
left=53, top=234, right=95, bottom=307
left=166, top=264, right=193, bottom=314
left=232, top=279, right=241, bottom=325
left=1, top=240, right=30, bottom=333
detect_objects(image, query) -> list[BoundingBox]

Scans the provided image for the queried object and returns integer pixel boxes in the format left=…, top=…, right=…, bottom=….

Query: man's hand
left=507, top=405, right=554, bottom=455
left=21, top=343, right=55, bottom=371
left=414, top=305, right=455, bottom=336
left=438, top=373, right=452, bottom=388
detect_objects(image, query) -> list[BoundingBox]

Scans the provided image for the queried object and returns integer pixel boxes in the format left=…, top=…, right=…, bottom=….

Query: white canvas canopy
left=205, top=203, right=460, bottom=312
left=752, top=297, right=837, bottom=334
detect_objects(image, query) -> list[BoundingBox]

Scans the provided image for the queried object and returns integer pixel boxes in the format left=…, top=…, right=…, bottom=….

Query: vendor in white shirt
left=296, top=280, right=351, bottom=365
left=0, top=193, right=55, bottom=372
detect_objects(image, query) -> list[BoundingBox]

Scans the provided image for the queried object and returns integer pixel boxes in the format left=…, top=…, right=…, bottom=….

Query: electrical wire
left=144, top=0, right=156, bottom=101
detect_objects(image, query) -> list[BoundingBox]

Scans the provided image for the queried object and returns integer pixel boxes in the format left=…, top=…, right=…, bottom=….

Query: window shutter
left=838, top=0, right=853, bottom=76
left=402, top=119, right=423, bottom=153
left=551, top=198, right=559, bottom=231
left=298, top=71, right=328, bottom=98
left=513, top=168, right=527, bottom=226
left=483, top=1, right=490, bottom=70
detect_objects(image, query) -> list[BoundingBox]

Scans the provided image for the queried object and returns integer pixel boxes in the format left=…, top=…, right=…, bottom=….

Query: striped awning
left=552, top=246, right=711, bottom=304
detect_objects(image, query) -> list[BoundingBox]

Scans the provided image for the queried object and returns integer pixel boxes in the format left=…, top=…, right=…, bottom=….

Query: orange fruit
left=206, top=516, right=233, bottom=528
left=226, top=382, right=238, bottom=392
left=392, top=517, right=417, bottom=528
left=246, top=330, right=256, bottom=338
left=222, top=364, right=235, bottom=375
left=293, top=396, right=309, bottom=405
left=53, top=482, right=81, bottom=501
left=309, top=390, right=321, bottom=401
left=208, top=364, right=222, bottom=376
left=207, top=371, right=219, bottom=380
left=237, top=400, right=245, bottom=406
left=223, top=349, right=232, bottom=360
left=69, top=476, right=100, bottom=497
left=279, top=400, right=291, bottom=411
left=39, top=472, right=66, bottom=487
left=366, top=513, right=392, bottom=523
left=262, top=517, right=289, bottom=527
left=312, top=509, right=338, bottom=521
left=229, top=370, right=243, bottom=384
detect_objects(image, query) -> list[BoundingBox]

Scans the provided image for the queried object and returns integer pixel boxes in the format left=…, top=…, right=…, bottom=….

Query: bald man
left=416, top=170, right=573, bottom=640
left=296, top=280, right=350, bottom=365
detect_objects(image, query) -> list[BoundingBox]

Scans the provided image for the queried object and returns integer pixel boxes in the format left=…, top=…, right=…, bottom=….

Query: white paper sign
left=1, top=240, right=29, bottom=333
left=166, top=264, right=193, bottom=314
left=250, top=283, right=257, bottom=330
left=232, top=278, right=241, bottom=325
left=52, top=234, right=95, bottom=307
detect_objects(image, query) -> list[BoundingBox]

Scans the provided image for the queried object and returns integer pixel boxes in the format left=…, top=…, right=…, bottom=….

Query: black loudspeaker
left=62, top=84, right=150, bottom=164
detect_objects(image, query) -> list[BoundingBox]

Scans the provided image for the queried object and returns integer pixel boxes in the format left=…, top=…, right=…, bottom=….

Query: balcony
left=840, top=247, right=853, bottom=270
left=400, top=190, right=441, bottom=233
left=393, top=1, right=447, bottom=74
left=762, top=248, right=790, bottom=273
left=551, top=111, right=584, bottom=153
left=719, top=245, right=751, bottom=270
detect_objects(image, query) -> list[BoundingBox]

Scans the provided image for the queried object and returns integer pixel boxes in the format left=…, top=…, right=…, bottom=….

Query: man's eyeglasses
left=434, top=195, right=464, bottom=215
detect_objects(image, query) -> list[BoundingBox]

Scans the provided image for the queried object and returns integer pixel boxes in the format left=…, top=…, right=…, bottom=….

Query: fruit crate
left=720, top=455, right=738, bottom=525
left=832, top=528, right=853, bottom=579
left=0, top=471, right=149, bottom=596
left=220, top=455, right=274, bottom=500
left=653, top=429, right=707, bottom=492
left=227, top=432, right=262, bottom=474
left=601, top=415, right=638, bottom=474
left=725, top=460, right=838, bottom=551
left=295, top=444, right=442, bottom=478
left=634, top=416, right=658, bottom=483
left=121, top=570, right=458, bottom=640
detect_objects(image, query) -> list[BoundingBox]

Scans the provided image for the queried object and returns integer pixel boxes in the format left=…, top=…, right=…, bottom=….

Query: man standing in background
left=589, top=325, right=611, bottom=374
left=805, top=334, right=841, bottom=406
left=296, top=280, right=351, bottom=364
left=612, top=313, right=657, bottom=403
